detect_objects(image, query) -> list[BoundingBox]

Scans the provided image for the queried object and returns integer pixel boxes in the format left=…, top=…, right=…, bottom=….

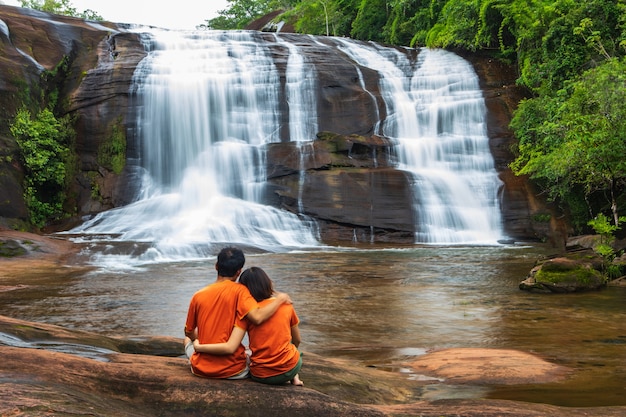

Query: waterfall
left=406, top=49, right=503, bottom=243
left=272, top=34, right=319, bottom=213
left=70, top=30, right=504, bottom=262
left=71, top=30, right=321, bottom=261
left=333, top=40, right=503, bottom=244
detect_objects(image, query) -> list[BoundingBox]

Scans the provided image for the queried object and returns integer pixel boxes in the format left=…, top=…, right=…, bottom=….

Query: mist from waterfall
left=69, top=29, right=504, bottom=263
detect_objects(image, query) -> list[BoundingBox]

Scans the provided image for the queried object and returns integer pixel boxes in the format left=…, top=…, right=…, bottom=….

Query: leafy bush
left=10, top=108, right=74, bottom=228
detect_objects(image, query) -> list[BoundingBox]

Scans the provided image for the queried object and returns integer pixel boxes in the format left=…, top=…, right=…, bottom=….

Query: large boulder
left=519, top=251, right=607, bottom=293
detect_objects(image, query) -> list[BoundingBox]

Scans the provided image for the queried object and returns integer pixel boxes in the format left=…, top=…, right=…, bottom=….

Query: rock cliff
left=0, top=5, right=564, bottom=244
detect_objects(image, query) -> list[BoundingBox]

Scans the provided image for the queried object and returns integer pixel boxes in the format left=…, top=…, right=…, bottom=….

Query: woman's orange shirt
left=239, top=297, right=300, bottom=378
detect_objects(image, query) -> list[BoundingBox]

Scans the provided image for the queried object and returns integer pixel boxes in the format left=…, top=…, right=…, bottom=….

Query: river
left=1, top=243, right=625, bottom=407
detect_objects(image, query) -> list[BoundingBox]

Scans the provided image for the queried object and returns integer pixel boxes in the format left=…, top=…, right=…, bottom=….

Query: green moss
left=0, top=240, right=27, bottom=257
left=97, top=117, right=126, bottom=175
left=535, top=267, right=600, bottom=285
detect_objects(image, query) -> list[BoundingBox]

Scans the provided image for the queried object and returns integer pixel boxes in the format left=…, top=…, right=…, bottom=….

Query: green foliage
left=532, top=213, right=552, bottom=223
left=588, top=213, right=626, bottom=245
left=425, top=0, right=480, bottom=50
left=10, top=108, right=74, bottom=228
left=201, top=0, right=277, bottom=29
left=284, top=0, right=355, bottom=36
left=510, top=57, right=626, bottom=230
left=19, top=0, right=103, bottom=20
left=98, top=118, right=127, bottom=175
left=351, top=0, right=388, bottom=42
left=587, top=213, right=626, bottom=279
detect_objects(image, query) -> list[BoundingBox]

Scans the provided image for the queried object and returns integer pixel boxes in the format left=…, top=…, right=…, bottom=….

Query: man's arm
left=246, top=292, right=292, bottom=325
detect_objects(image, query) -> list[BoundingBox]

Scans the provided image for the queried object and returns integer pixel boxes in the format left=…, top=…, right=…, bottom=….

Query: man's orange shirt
left=239, top=298, right=300, bottom=378
left=185, top=280, right=257, bottom=378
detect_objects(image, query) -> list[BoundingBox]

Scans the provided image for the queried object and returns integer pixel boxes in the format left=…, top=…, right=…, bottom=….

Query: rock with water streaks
left=0, top=5, right=565, bottom=244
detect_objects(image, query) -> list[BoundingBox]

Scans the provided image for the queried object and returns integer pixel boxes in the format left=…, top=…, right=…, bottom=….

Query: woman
left=194, top=266, right=303, bottom=385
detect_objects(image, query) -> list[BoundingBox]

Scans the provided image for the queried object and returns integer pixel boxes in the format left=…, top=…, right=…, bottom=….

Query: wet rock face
left=0, top=6, right=146, bottom=227
left=0, top=5, right=559, bottom=243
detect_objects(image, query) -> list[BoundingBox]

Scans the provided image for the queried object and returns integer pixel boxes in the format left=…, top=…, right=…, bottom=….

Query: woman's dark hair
left=216, top=247, right=245, bottom=278
left=239, top=267, right=274, bottom=302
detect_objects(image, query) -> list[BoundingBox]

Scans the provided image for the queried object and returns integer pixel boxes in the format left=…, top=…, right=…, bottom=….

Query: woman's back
left=245, top=298, right=300, bottom=378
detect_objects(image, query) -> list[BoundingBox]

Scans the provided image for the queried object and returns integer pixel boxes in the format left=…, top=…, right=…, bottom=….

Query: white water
left=272, top=34, right=319, bottom=213
left=70, top=30, right=321, bottom=261
left=333, top=40, right=503, bottom=244
left=69, top=30, right=504, bottom=262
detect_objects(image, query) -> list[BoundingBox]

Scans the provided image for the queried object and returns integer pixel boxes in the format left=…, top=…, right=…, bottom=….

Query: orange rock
left=409, top=347, right=571, bottom=385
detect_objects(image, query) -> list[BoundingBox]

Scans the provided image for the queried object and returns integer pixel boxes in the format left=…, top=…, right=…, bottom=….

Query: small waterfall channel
left=334, top=41, right=503, bottom=244
left=70, top=29, right=504, bottom=262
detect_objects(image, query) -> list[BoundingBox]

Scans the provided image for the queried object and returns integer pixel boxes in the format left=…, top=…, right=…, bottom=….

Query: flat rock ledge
left=1, top=316, right=625, bottom=417
left=410, top=348, right=570, bottom=385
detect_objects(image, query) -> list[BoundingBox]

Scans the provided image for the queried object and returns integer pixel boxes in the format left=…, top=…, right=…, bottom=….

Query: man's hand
left=248, top=292, right=292, bottom=325
left=275, top=291, right=292, bottom=305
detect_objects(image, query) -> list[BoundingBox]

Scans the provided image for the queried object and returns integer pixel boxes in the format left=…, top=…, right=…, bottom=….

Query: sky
left=1, top=0, right=230, bottom=29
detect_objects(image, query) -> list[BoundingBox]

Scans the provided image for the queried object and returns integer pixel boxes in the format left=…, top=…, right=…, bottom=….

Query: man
left=183, top=246, right=291, bottom=379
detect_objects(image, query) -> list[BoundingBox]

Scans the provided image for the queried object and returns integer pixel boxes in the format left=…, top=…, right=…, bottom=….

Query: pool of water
left=1, top=243, right=624, bottom=407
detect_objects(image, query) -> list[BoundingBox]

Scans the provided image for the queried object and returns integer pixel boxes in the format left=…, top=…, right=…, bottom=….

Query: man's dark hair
left=216, top=247, right=245, bottom=278
left=239, top=267, right=274, bottom=302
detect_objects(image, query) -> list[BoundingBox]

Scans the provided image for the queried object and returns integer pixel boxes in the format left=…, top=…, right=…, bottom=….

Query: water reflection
left=1, top=244, right=625, bottom=407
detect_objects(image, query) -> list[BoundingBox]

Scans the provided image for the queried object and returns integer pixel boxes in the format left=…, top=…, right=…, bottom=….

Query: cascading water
left=272, top=34, right=319, bottom=213
left=406, top=49, right=503, bottom=243
left=70, top=29, right=321, bottom=262
left=333, top=40, right=503, bottom=244
left=70, top=29, right=504, bottom=263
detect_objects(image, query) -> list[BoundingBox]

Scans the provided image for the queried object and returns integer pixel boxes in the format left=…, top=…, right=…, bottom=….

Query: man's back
left=185, top=280, right=256, bottom=378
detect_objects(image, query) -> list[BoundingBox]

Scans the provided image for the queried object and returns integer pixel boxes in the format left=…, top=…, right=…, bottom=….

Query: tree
left=285, top=0, right=353, bottom=36
left=351, top=0, right=388, bottom=42
left=201, top=0, right=275, bottom=29
left=510, top=58, right=626, bottom=228
left=19, top=0, right=103, bottom=20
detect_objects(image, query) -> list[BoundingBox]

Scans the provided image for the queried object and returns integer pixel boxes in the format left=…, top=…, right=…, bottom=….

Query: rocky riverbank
left=1, top=313, right=625, bottom=417
left=2, top=230, right=626, bottom=416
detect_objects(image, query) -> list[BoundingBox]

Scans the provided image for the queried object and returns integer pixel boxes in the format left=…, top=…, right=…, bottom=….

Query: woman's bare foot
left=291, top=374, right=304, bottom=386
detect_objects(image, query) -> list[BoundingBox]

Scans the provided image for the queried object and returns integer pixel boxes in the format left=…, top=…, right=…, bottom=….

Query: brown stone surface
left=409, top=348, right=571, bottom=385
left=0, top=227, right=86, bottom=279
left=0, top=6, right=146, bottom=226
left=1, top=316, right=625, bottom=417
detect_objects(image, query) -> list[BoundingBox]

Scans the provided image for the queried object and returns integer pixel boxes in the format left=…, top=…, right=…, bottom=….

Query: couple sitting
left=184, top=247, right=303, bottom=386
